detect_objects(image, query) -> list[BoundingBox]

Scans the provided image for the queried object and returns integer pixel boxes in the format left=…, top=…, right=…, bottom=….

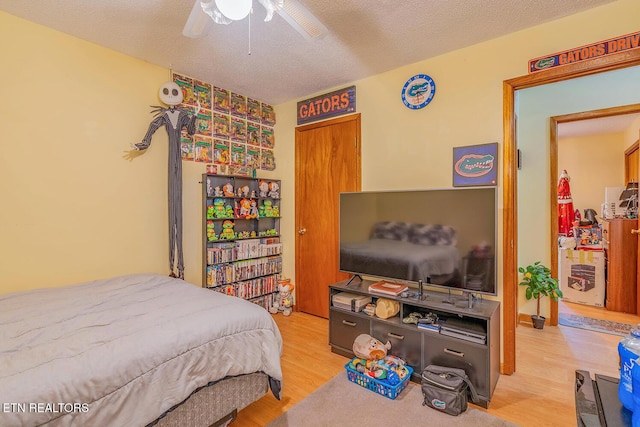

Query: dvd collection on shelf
left=206, top=238, right=282, bottom=265
left=206, top=255, right=282, bottom=288
left=215, top=274, right=280, bottom=301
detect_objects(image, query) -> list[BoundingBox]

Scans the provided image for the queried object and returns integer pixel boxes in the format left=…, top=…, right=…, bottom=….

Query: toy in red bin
left=557, top=170, right=575, bottom=236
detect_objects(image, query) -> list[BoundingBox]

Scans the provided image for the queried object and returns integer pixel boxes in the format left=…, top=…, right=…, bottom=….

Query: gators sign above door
left=297, top=86, right=356, bottom=125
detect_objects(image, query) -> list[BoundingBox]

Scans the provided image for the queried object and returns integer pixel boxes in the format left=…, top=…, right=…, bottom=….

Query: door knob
left=632, top=229, right=640, bottom=234
left=298, top=227, right=307, bottom=235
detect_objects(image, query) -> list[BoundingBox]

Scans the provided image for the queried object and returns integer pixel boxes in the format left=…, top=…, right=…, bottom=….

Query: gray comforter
left=0, top=273, right=283, bottom=427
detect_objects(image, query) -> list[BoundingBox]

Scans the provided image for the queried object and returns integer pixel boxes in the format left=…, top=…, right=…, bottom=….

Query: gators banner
left=529, top=30, right=640, bottom=73
left=297, top=86, right=356, bottom=125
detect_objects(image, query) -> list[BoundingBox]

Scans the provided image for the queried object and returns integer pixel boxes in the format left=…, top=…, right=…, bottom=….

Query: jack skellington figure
left=132, top=82, right=200, bottom=279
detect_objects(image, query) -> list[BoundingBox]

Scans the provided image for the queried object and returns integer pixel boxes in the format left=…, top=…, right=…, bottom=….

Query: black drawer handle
left=444, top=348, right=464, bottom=357
left=388, top=332, right=405, bottom=340
left=342, top=320, right=357, bottom=327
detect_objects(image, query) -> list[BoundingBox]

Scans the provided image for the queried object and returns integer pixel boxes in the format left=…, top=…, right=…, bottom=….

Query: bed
left=340, top=221, right=461, bottom=284
left=0, top=273, right=283, bottom=427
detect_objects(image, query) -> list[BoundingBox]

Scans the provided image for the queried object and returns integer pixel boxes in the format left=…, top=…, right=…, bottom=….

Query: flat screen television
left=339, top=187, right=497, bottom=296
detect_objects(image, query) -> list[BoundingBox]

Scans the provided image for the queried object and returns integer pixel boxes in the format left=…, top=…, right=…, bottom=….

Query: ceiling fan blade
left=182, top=0, right=213, bottom=38
left=276, top=0, right=327, bottom=40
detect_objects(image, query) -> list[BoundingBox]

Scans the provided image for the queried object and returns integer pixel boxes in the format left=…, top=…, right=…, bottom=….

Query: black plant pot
left=531, top=315, right=546, bottom=329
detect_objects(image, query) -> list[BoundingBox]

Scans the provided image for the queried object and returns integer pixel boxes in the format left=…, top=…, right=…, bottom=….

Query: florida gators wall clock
left=401, top=74, right=436, bottom=109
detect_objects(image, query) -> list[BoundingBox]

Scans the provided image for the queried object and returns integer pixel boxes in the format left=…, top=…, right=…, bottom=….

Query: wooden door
left=295, top=114, right=361, bottom=318
left=625, top=140, right=638, bottom=185
left=637, top=130, right=640, bottom=314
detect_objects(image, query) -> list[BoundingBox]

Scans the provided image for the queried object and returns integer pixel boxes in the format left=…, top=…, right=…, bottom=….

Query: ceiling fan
left=183, top=0, right=327, bottom=40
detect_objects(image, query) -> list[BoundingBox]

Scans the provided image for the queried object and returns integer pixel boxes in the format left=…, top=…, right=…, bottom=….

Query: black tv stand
left=345, top=274, right=363, bottom=286
left=328, top=279, right=500, bottom=408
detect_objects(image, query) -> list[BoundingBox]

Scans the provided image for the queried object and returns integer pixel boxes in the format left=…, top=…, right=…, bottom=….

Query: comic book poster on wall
left=213, top=86, right=230, bottom=113
left=194, top=79, right=212, bottom=110
left=261, top=148, right=275, bottom=171
left=213, top=113, right=230, bottom=139
left=246, top=145, right=261, bottom=169
left=181, top=136, right=194, bottom=161
left=230, top=142, right=246, bottom=166
left=213, top=139, right=230, bottom=165
left=230, top=117, right=247, bottom=142
left=261, top=127, right=275, bottom=149
left=194, top=136, right=212, bottom=163
left=261, top=103, right=275, bottom=126
left=247, top=122, right=260, bottom=146
left=171, top=71, right=277, bottom=171
left=230, top=92, right=247, bottom=118
left=247, top=98, right=261, bottom=122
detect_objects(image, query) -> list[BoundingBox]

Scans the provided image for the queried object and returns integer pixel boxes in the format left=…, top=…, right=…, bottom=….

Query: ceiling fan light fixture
left=215, top=0, right=252, bottom=21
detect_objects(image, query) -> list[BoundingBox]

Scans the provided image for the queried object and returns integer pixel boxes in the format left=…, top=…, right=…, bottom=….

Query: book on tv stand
left=368, top=281, right=408, bottom=296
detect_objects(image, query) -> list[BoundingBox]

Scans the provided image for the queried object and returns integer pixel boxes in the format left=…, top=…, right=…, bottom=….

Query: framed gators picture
left=452, top=142, right=498, bottom=187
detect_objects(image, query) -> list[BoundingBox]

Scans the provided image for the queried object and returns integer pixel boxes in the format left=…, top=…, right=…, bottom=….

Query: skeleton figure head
left=159, top=82, right=183, bottom=106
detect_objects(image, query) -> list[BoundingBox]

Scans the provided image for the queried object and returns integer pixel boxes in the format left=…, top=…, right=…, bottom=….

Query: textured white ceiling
left=0, top=0, right=617, bottom=104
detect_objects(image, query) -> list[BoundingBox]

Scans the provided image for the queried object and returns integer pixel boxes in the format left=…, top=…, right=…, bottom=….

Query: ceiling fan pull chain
left=248, top=8, right=252, bottom=56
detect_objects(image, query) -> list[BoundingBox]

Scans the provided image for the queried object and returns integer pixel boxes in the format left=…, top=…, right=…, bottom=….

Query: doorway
left=502, top=50, right=640, bottom=375
left=294, top=114, right=361, bottom=318
left=550, top=106, right=640, bottom=324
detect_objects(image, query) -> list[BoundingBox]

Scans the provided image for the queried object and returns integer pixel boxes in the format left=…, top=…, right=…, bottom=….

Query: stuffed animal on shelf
left=219, top=220, right=235, bottom=240
left=269, top=280, right=295, bottom=316
left=223, top=182, right=234, bottom=197
left=259, top=180, right=269, bottom=198
left=268, top=182, right=280, bottom=198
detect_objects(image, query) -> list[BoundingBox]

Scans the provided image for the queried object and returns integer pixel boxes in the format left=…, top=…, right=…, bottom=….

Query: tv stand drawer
left=423, top=333, right=488, bottom=398
left=329, top=310, right=370, bottom=353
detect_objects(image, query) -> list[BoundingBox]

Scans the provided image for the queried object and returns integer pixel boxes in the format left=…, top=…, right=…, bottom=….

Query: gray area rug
left=267, top=372, right=519, bottom=427
left=559, top=313, right=634, bottom=337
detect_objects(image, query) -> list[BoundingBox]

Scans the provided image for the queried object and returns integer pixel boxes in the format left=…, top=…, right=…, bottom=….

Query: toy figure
left=213, top=199, right=226, bottom=218
left=269, top=281, right=295, bottom=316
left=214, top=186, right=223, bottom=197
left=352, top=333, right=391, bottom=360
left=262, top=200, right=273, bottom=217
left=268, top=182, right=280, bottom=198
left=557, top=169, right=575, bottom=236
left=206, top=221, right=217, bottom=241
left=248, top=200, right=259, bottom=218
left=240, top=185, right=250, bottom=197
left=239, top=198, right=251, bottom=218
left=207, top=178, right=213, bottom=197
left=259, top=180, right=269, bottom=198
left=223, top=182, right=234, bottom=197
left=132, top=82, right=200, bottom=279
left=220, top=220, right=235, bottom=240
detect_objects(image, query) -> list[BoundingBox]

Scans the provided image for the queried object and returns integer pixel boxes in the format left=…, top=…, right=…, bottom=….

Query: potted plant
left=518, top=261, right=563, bottom=329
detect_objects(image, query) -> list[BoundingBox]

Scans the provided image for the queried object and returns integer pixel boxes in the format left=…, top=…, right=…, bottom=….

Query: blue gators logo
left=431, top=398, right=446, bottom=410
left=402, top=74, right=436, bottom=109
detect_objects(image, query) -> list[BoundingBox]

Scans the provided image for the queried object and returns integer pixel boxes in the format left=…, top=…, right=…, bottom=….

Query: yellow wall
left=626, top=116, right=640, bottom=146
left=2, top=0, right=639, bottom=307
left=0, top=11, right=280, bottom=293
left=558, top=132, right=627, bottom=217
left=275, top=0, right=640, bottom=317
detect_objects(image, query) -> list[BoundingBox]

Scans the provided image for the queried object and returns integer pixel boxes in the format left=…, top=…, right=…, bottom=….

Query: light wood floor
left=233, top=302, right=640, bottom=427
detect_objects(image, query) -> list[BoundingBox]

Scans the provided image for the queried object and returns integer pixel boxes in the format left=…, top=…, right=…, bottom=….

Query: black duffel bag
left=421, top=365, right=479, bottom=416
